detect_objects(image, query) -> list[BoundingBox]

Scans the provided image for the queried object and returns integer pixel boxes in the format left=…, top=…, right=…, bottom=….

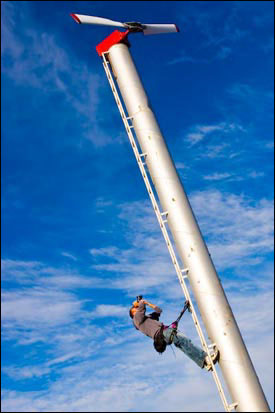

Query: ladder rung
left=139, top=152, right=147, bottom=158
left=126, top=116, right=134, bottom=120
left=129, top=125, right=134, bottom=129
left=228, top=402, right=238, bottom=411
left=163, top=219, right=168, bottom=223
left=208, top=342, right=217, bottom=349
left=181, top=268, right=189, bottom=273
left=160, top=211, right=168, bottom=216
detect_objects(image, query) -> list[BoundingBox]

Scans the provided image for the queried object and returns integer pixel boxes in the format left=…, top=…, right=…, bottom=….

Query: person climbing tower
left=129, top=296, right=219, bottom=370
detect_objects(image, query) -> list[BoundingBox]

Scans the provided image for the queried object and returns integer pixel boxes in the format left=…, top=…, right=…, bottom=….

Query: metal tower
left=71, top=13, right=270, bottom=412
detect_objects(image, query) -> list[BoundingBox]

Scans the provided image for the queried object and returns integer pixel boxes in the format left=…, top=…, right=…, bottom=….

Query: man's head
left=129, top=300, right=140, bottom=319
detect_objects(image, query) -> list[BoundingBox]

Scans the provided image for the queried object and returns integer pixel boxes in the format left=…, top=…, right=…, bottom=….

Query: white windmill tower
left=71, top=13, right=270, bottom=413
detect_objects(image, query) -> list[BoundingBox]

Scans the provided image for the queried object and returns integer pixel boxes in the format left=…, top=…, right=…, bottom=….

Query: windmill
left=71, top=13, right=270, bottom=413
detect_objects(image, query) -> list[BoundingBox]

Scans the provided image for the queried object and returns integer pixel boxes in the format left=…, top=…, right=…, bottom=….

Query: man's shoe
left=204, top=347, right=219, bottom=371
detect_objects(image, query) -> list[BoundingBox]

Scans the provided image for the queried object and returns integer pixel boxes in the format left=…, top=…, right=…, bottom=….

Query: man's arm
left=143, top=300, right=162, bottom=314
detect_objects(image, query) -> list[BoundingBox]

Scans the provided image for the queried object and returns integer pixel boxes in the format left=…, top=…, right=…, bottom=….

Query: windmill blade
left=70, top=14, right=180, bottom=36
left=143, top=24, right=179, bottom=35
left=71, top=14, right=125, bottom=28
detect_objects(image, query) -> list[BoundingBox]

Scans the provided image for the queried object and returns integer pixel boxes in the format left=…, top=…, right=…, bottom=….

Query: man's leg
left=163, top=328, right=206, bottom=368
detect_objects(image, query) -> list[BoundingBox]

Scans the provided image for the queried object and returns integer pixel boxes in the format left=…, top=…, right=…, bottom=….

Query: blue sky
left=1, top=1, right=274, bottom=411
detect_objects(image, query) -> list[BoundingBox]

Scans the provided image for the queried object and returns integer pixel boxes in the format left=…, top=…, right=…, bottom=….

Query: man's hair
left=153, top=331, right=167, bottom=354
left=129, top=307, right=134, bottom=319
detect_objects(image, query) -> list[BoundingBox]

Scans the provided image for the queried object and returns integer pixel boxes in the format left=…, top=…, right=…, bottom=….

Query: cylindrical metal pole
left=107, top=42, right=270, bottom=412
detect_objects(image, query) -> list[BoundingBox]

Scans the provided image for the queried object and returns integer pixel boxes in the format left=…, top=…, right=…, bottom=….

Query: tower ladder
left=101, top=51, right=238, bottom=413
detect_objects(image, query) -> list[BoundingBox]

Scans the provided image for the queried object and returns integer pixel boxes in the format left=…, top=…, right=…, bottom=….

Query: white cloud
left=4, top=189, right=272, bottom=309
left=1, top=192, right=273, bottom=411
left=198, top=125, right=225, bottom=134
left=185, top=122, right=245, bottom=146
left=1, top=259, right=41, bottom=277
left=189, top=190, right=274, bottom=270
left=175, top=162, right=187, bottom=170
left=95, top=197, right=114, bottom=211
left=81, top=191, right=274, bottom=320
left=2, top=289, right=83, bottom=328
left=227, top=83, right=274, bottom=120
left=202, top=143, right=230, bottom=159
left=2, top=310, right=273, bottom=412
left=178, top=2, right=251, bottom=63
left=1, top=259, right=95, bottom=289
left=203, top=172, right=232, bottom=181
left=2, top=365, right=52, bottom=380
left=89, top=246, right=120, bottom=258
left=85, top=191, right=274, bottom=298
left=168, top=53, right=202, bottom=65
left=1, top=2, right=113, bottom=147
left=203, top=171, right=263, bottom=181
left=61, top=252, right=78, bottom=261
left=185, top=132, right=205, bottom=145
left=92, top=304, right=128, bottom=318
left=2, top=260, right=273, bottom=412
left=248, top=171, right=265, bottom=179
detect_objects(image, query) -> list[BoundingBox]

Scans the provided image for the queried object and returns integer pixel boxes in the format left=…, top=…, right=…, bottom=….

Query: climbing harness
left=164, top=300, right=190, bottom=344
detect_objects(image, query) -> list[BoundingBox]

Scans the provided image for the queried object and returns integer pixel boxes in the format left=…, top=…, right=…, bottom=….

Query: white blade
left=143, top=24, right=179, bottom=35
left=71, top=14, right=125, bottom=28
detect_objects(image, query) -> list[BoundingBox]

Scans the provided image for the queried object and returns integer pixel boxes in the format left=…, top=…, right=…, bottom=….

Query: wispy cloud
left=248, top=171, right=265, bottom=179
left=95, top=197, right=114, bottom=210
left=185, top=122, right=245, bottom=146
left=203, top=170, right=266, bottom=182
left=1, top=259, right=93, bottom=288
left=168, top=53, right=206, bottom=65
left=168, top=45, right=233, bottom=65
left=2, top=190, right=273, bottom=304
left=2, top=190, right=274, bottom=411
left=190, top=190, right=274, bottom=270
left=92, top=304, right=129, bottom=318
left=61, top=252, right=78, bottom=261
left=173, top=1, right=274, bottom=66
left=1, top=2, right=113, bottom=147
left=2, top=288, right=83, bottom=328
left=227, top=83, right=274, bottom=119
left=176, top=3, right=249, bottom=63
left=1, top=285, right=273, bottom=412
left=86, top=191, right=274, bottom=297
left=203, top=172, right=232, bottom=181
left=89, top=246, right=120, bottom=258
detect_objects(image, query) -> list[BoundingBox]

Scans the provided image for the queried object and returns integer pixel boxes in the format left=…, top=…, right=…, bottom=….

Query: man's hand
left=142, top=300, right=156, bottom=309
